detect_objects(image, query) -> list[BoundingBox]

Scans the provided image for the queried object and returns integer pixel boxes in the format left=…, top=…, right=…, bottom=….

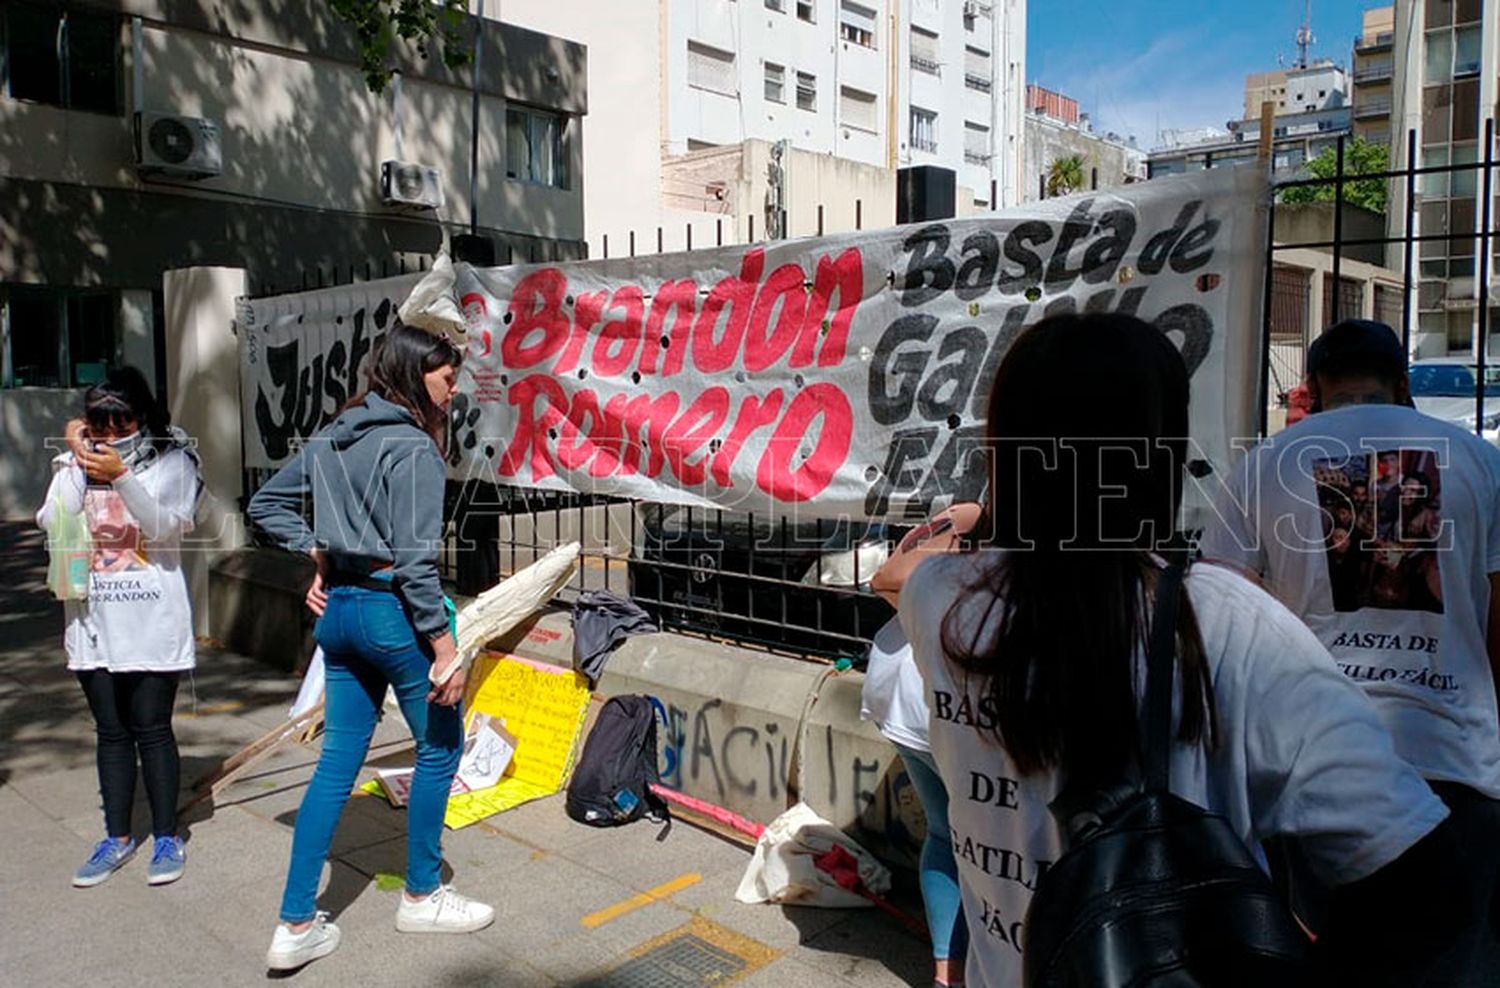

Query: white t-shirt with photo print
left=900, top=555, right=1447, bottom=988
left=1199, top=403, right=1500, bottom=798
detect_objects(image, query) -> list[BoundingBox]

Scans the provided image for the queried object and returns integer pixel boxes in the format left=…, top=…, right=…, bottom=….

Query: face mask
left=107, top=431, right=147, bottom=462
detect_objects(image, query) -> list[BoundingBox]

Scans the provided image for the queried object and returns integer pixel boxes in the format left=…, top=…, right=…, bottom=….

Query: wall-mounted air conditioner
left=134, top=111, right=223, bottom=180
left=381, top=160, right=445, bottom=210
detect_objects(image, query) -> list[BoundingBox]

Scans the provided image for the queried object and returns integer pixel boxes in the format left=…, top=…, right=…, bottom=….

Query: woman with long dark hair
left=36, top=366, right=202, bottom=888
left=249, top=324, right=491, bottom=971
left=897, top=313, right=1452, bottom=987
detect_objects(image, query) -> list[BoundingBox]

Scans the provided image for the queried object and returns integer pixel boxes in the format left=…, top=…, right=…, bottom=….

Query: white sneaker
left=265, top=912, right=341, bottom=970
left=396, top=885, right=495, bottom=934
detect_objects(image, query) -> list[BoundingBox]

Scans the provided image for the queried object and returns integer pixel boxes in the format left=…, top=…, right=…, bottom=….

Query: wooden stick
left=1258, top=100, right=1276, bottom=162
left=180, top=701, right=325, bottom=811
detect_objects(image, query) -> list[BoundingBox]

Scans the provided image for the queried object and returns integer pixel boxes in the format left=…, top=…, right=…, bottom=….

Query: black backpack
left=566, top=695, right=670, bottom=830
left=1023, top=563, right=1311, bottom=988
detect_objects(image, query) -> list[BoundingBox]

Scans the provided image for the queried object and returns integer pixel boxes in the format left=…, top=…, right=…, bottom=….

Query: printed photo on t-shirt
left=84, top=489, right=149, bottom=573
left=1313, top=449, right=1444, bottom=614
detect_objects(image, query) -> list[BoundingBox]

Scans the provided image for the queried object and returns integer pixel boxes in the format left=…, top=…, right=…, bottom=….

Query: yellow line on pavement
left=580, top=872, right=702, bottom=929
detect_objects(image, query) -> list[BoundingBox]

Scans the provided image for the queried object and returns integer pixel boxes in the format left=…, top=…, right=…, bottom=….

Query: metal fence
left=1261, top=123, right=1499, bottom=433
left=243, top=129, right=1500, bottom=662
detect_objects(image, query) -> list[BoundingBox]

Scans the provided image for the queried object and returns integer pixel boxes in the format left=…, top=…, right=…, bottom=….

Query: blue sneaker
left=147, top=835, right=186, bottom=886
left=73, top=837, right=137, bottom=888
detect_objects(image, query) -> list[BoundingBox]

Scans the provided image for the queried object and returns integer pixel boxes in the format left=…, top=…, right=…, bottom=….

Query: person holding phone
left=864, top=501, right=982, bottom=987
left=36, top=366, right=202, bottom=889
left=249, top=324, right=492, bottom=972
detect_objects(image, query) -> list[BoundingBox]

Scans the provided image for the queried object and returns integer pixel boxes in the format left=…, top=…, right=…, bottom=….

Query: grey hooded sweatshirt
left=247, top=393, right=449, bottom=639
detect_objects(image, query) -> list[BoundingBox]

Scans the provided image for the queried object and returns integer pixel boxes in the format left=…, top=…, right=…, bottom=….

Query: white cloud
left=1033, top=29, right=1250, bottom=149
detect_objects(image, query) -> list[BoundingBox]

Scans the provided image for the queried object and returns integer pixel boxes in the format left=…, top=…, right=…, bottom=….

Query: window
left=765, top=0, right=785, bottom=11
left=1425, top=29, right=1453, bottom=84
left=910, top=106, right=937, bottom=152
left=839, top=85, right=877, bottom=131
left=797, top=0, right=815, bottom=22
left=764, top=62, right=785, bottom=103
left=2, top=285, right=119, bottom=388
left=1453, top=26, right=1481, bottom=76
left=796, top=71, right=816, bottom=111
left=962, top=121, right=988, bottom=164
left=2, top=3, right=119, bottom=114
left=839, top=0, right=876, bottom=48
left=911, top=27, right=940, bottom=75
left=687, top=41, right=737, bottom=97
left=506, top=107, right=568, bottom=188
left=964, top=46, right=992, bottom=92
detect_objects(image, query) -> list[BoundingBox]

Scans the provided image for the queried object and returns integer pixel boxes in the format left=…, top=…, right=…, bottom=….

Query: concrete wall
left=1021, top=114, right=1146, bottom=204
left=208, top=552, right=925, bottom=869
left=657, top=139, right=897, bottom=246
left=163, top=266, right=247, bottom=633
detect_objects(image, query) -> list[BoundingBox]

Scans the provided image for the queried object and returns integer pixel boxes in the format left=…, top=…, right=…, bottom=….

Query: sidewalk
left=0, top=524, right=932, bottom=987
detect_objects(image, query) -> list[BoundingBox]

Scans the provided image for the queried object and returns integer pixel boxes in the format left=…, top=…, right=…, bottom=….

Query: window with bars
left=840, top=85, right=878, bottom=131
left=910, top=106, right=937, bottom=152
left=764, top=62, right=785, bottom=103
left=796, top=71, right=816, bottom=111
left=506, top=106, right=569, bottom=188
left=839, top=0, right=877, bottom=48
left=687, top=41, right=737, bottom=97
left=1322, top=276, right=1365, bottom=324
left=1, top=285, right=120, bottom=389
left=1, top=2, right=120, bottom=114
left=910, top=27, right=940, bottom=75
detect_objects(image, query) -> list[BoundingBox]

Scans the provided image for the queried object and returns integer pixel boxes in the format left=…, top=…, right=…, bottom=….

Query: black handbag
left=1023, top=563, right=1311, bottom=988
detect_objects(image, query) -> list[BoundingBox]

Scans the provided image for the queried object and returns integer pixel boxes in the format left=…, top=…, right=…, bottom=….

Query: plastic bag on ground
left=734, top=801, right=891, bottom=908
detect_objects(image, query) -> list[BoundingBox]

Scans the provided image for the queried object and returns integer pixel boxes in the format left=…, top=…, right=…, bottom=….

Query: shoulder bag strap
left=1143, top=561, right=1186, bottom=793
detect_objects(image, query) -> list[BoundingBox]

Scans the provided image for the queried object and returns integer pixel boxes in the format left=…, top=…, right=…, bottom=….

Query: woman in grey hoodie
left=249, top=324, right=493, bottom=971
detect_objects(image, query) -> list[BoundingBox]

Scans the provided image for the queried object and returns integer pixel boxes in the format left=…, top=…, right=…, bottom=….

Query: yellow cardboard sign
left=363, top=652, right=592, bottom=829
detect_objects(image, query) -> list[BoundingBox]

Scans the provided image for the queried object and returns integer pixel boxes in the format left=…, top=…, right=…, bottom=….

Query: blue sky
left=1027, top=1, right=1378, bottom=147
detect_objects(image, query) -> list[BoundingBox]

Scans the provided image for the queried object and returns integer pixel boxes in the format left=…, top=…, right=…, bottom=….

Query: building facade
left=1150, top=59, right=1352, bottom=178
left=1021, top=84, right=1146, bottom=203
left=664, top=0, right=1026, bottom=212
left=1352, top=6, right=1396, bottom=147
left=1390, top=0, right=1497, bottom=356
left=0, top=0, right=587, bottom=517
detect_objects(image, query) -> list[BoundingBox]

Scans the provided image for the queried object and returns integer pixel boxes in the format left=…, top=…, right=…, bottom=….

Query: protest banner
left=241, top=166, right=1267, bottom=523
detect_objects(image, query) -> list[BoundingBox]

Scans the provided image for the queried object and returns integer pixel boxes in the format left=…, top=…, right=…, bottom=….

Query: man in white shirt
left=1200, top=319, right=1500, bottom=981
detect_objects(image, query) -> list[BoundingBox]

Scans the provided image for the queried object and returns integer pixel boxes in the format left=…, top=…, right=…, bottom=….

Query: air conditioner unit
left=134, top=111, right=222, bottom=180
left=381, top=160, right=445, bottom=210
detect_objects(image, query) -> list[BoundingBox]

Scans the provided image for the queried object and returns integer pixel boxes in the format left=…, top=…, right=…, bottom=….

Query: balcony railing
left=963, top=149, right=990, bottom=164
left=1354, top=97, right=1393, bottom=119
left=1353, top=63, right=1393, bottom=83
left=911, top=54, right=941, bottom=76
left=1354, top=31, right=1394, bottom=53
left=964, top=72, right=992, bottom=93
left=912, top=135, right=938, bottom=153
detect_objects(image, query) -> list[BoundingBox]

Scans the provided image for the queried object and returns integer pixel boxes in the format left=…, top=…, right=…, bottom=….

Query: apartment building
left=1149, top=59, right=1351, bottom=177
left=1022, top=83, right=1146, bottom=202
left=0, top=0, right=587, bottom=516
left=1390, top=0, right=1497, bottom=355
left=669, top=0, right=1024, bottom=210
left=1352, top=6, right=1396, bottom=146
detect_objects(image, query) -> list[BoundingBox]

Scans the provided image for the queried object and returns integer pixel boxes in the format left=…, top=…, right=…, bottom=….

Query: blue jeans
left=894, top=743, right=968, bottom=964
left=278, top=586, right=463, bottom=923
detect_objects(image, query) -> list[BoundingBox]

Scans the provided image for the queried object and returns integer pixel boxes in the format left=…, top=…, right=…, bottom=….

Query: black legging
left=76, top=669, right=182, bottom=839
